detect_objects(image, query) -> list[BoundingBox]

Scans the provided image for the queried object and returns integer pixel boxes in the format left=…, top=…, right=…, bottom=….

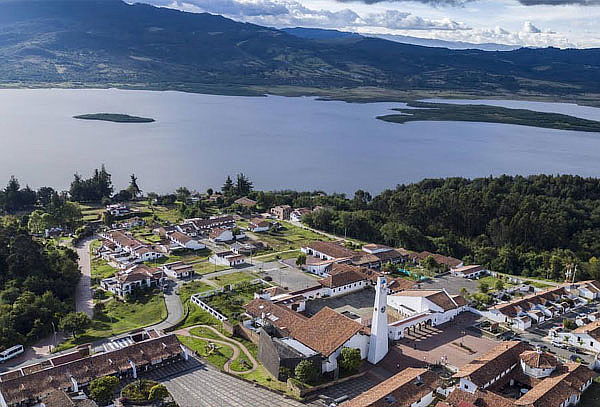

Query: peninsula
left=377, top=102, right=600, bottom=133
left=73, top=113, right=155, bottom=123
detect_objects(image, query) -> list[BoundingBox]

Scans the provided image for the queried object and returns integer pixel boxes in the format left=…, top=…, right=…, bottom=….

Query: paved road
left=150, top=279, right=185, bottom=331
left=144, top=357, right=311, bottom=407
left=74, top=236, right=95, bottom=317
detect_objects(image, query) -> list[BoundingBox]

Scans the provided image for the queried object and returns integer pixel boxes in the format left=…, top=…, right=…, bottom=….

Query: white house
left=450, top=264, right=488, bottom=279
left=247, top=218, right=271, bottom=233
left=166, top=231, right=205, bottom=250
left=318, top=269, right=368, bottom=298
left=209, top=228, right=234, bottom=243
left=209, top=250, right=246, bottom=267
left=162, top=261, right=194, bottom=279
left=106, top=204, right=131, bottom=217
left=290, top=208, right=312, bottom=222
left=553, top=319, right=600, bottom=353
left=568, top=280, right=600, bottom=300
left=100, top=264, right=166, bottom=298
left=301, top=241, right=356, bottom=276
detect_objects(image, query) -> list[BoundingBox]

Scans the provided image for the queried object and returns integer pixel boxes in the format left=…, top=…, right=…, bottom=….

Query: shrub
left=339, top=347, right=361, bottom=374
left=89, top=376, right=119, bottom=405
left=294, top=360, right=319, bottom=385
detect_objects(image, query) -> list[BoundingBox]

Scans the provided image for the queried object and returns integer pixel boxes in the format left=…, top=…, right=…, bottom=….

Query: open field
left=251, top=222, right=332, bottom=252
left=55, top=293, right=167, bottom=351
left=208, top=271, right=257, bottom=287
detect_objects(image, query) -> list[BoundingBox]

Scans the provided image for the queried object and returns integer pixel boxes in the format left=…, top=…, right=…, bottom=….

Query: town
left=1, top=172, right=600, bottom=407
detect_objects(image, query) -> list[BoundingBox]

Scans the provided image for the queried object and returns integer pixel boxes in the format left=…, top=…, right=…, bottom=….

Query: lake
left=1, top=88, right=600, bottom=195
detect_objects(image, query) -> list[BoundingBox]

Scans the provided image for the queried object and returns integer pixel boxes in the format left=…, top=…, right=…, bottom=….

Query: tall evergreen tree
left=127, top=174, right=142, bottom=198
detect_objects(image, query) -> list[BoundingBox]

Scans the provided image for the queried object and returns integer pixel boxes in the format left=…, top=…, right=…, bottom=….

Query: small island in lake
left=73, top=113, right=155, bottom=123
left=377, top=102, right=600, bottom=133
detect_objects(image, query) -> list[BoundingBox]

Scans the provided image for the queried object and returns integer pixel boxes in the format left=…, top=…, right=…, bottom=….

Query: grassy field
left=208, top=271, right=257, bottom=287
left=193, top=261, right=228, bottom=275
left=477, top=276, right=515, bottom=291
left=177, top=335, right=234, bottom=370
left=55, top=293, right=167, bottom=351
left=91, top=257, right=117, bottom=281
left=132, top=202, right=182, bottom=224
left=250, top=222, right=331, bottom=252
left=178, top=280, right=214, bottom=303
left=254, top=250, right=300, bottom=263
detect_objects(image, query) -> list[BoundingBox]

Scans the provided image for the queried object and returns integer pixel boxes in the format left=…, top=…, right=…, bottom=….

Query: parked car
left=551, top=341, right=567, bottom=349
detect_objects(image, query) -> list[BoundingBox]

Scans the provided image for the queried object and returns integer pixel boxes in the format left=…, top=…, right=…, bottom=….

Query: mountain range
left=0, top=0, right=599, bottom=100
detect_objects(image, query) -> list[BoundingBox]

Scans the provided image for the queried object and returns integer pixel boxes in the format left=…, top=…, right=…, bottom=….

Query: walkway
left=150, top=279, right=185, bottom=331
left=74, top=236, right=95, bottom=317
left=174, top=325, right=258, bottom=375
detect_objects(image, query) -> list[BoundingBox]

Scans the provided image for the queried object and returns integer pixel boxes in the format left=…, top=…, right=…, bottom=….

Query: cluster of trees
left=0, top=224, right=81, bottom=350
left=300, top=175, right=600, bottom=280
left=221, top=173, right=253, bottom=197
left=0, top=177, right=42, bottom=213
left=69, top=165, right=113, bottom=202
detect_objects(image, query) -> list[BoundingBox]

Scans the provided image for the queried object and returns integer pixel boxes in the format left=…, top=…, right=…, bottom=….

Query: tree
left=176, top=187, right=191, bottom=202
left=478, top=281, right=490, bottom=294
left=495, top=279, right=505, bottom=291
left=148, top=384, right=169, bottom=401
left=89, top=376, right=119, bottom=405
left=206, top=188, right=214, bottom=196
left=127, top=174, right=142, bottom=199
left=296, top=253, right=307, bottom=266
left=294, top=360, right=318, bottom=384
left=460, top=287, right=470, bottom=300
left=422, top=255, right=440, bottom=273
left=222, top=176, right=234, bottom=196
left=338, top=347, right=361, bottom=373
left=59, top=312, right=91, bottom=338
left=235, top=173, right=253, bottom=196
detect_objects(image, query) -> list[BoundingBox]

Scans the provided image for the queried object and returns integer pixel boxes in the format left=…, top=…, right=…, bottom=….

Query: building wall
left=324, top=281, right=367, bottom=298
left=412, top=391, right=434, bottom=407
left=322, top=333, right=370, bottom=373
left=459, top=378, right=479, bottom=394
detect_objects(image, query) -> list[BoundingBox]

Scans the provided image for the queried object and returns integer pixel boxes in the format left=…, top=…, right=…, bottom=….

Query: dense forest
left=0, top=224, right=80, bottom=350
left=289, top=175, right=600, bottom=281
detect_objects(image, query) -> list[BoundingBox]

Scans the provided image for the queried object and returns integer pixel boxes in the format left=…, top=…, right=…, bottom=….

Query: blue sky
left=140, top=0, right=600, bottom=47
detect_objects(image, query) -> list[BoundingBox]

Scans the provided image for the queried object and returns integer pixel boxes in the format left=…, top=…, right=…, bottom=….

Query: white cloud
left=137, top=0, right=592, bottom=47
left=147, top=0, right=470, bottom=30
left=522, top=21, right=541, bottom=33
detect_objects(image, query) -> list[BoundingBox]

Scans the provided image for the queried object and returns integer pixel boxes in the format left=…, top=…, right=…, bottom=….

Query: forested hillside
left=0, top=224, right=80, bottom=350
left=300, top=175, right=600, bottom=280
left=0, top=0, right=600, bottom=99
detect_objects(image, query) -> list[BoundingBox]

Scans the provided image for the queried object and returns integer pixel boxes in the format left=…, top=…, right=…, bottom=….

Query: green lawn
left=177, top=335, right=234, bottom=370
left=132, top=202, right=182, bottom=224
left=240, top=366, right=290, bottom=394
left=208, top=271, right=257, bottom=287
left=254, top=250, right=300, bottom=263
left=153, top=249, right=211, bottom=265
left=178, top=280, right=214, bottom=303
left=55, top=293, right=167, bottom=351
left=193, top=261, right=228, bottom=275
left=91, top=257, right=117, bottom=281
left=250, top=221, right=332, bottom=252
left=477, top=276, right=515, bottom=291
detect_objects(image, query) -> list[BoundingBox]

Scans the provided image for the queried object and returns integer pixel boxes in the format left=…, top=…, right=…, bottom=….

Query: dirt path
left=175, top=325, right=258, bottom=375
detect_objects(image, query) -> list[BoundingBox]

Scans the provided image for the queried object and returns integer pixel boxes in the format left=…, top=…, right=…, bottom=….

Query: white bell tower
left=368, top=276, right=389, bottom=364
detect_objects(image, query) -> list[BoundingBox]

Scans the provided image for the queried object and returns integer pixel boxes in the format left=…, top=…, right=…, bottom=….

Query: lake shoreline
left=1, top=81, right=600, bottom=108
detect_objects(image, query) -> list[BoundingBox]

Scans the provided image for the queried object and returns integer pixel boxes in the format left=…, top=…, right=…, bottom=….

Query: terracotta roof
left=387, top=278, right=416, bottom=293
left=520, top=351, right=558, bottom=369
left=491, top=287, right=567, bottom=318
left=249, top=218, right=271, bottom=228
left=362, top=244, right=392, bottom=252
left=291, top=307, right=365, bottom=356
left=454, top=341, right=531, bottom=387
left=319, top=269, right=366, bottom=288
left=305, top=241, right=356, bottom=259
left=445, top=389, right=514, bottom=407
left=188, top=216, right=235, bottom=230
left=244, top=298, right=307, bottom=334
left=169, top=230, right=193, bottom=244
left=572, top=318, right=600, bottom=341
left=417, top=251, right=462, bottom=268
left=234, top=197, right=257, bottom=206
left=0, top=335, right=183, bottom=406
left=341, top=368, right=439, bottom=407
left=514, top=363, right=596, bottom=407
left=209, top=227, right=230, bottom=239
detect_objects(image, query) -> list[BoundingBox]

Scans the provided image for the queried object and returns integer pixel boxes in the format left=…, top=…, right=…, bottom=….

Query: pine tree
left=127, top=174, right=142, bottom=198
left=222, top=176, right=234, bottom=195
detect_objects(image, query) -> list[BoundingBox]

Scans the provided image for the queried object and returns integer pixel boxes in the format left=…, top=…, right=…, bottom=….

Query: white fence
left=189, top=278, right=268, bottom=321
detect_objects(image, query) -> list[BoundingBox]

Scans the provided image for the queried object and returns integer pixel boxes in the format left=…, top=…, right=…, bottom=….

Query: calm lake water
left=1, top=88, right=600, bottom=194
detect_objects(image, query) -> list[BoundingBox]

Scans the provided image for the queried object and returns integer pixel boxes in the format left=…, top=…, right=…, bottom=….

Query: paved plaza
left=393, top=313, right=499, bottom=370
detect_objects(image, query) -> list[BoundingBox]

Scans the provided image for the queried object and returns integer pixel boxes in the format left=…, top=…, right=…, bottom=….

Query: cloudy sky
left=140, top=0, right=600, bottom=47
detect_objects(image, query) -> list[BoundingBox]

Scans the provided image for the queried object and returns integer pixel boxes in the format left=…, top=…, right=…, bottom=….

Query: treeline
left=298, top=175, right=600, bottom=280
left=0, top=224, right=81, bottom=350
